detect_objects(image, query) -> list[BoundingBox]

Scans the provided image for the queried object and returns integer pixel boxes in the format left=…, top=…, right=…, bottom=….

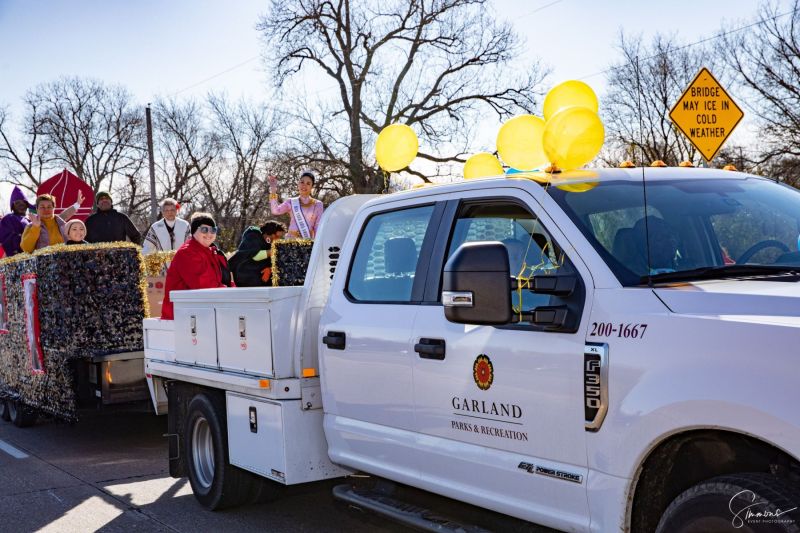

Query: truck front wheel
left=184, top=393, right=254, bottom=510
left=656, top=473, right=800, bottom=533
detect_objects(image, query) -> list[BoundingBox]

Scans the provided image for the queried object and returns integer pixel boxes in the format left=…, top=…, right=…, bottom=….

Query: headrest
left=384, top=237, right=417, bottom=274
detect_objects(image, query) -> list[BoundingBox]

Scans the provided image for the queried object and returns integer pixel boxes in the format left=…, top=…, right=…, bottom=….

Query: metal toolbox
left=225, top=391, right=350, bottom=484
left=171, top=287, right=304, bottom=378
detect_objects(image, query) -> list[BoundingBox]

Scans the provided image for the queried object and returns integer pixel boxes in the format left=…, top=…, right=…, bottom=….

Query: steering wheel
left=735, top=239, right=790, bottom=264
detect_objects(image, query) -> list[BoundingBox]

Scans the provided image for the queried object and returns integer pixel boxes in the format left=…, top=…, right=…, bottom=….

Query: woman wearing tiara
left=267, top=169, right=324, bottom=240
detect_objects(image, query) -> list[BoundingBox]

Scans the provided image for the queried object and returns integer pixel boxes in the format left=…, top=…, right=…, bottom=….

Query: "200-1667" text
left=590, top=322, right=648, bottom=339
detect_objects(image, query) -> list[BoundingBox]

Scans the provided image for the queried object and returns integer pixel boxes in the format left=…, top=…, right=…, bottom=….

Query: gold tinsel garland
left=141, top=251, right=177, bottom=319
left=271, top=238, right=313, bottom=287
left=0, top=252, right=32, bottom=267
left=142, top=250, right=177, bottom=276
left=32, top=240, right=140, bottom=257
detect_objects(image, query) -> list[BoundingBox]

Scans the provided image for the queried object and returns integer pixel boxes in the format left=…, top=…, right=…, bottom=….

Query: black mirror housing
left=442, top=242, right=512, bottom=325
left=531, top=275, right=576, bottom=296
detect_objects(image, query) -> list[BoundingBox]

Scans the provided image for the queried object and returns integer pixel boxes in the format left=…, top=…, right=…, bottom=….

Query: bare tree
left=149, top=94, right=285, bottom=249
left=23, top=77, right=146, bottom=195
left=0, top=104, right=56, bottom=193
left=153, top=98, right=220, bottom=207
left=1, top=79, right=288, bottom=248
left=717, top=1, right=800, bottom=163
left=762, top=155, right=800, bottom=188
left=205, top=93, right=284, bottom=241
left=258, top=0, right=547, bottom=193
left=603, top=33, right=708, bottom=166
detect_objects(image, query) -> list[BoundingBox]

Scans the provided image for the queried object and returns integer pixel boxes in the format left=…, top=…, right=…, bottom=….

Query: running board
left=332, top=484, right=491, bottom=532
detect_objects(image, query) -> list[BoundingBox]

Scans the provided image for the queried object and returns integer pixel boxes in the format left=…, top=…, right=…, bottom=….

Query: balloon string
left=513, top=190, right=566, bottom=323
left=513, top=165, right=565, bottom=322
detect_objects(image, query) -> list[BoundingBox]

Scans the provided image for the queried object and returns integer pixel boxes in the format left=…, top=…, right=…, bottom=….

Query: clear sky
left=0, top=0, right=792, bottom=186
left=493, top=0, right=779, bottom=86
left=1, top=0, right=787, bottom=112
left=0, top=0, right=270, bottom=114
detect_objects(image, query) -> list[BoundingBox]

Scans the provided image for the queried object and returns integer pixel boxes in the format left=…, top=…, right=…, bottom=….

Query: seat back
left=384, top=237, right=417, bottom=274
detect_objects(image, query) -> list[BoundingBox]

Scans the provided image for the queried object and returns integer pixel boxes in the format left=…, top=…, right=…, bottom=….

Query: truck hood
left=653, top=278, right=800, bottom=321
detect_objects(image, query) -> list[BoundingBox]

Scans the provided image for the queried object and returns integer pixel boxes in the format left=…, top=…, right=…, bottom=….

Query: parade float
left=0, top=235, right=313, bottom=426
left=0, top=243, right=151, bottom=425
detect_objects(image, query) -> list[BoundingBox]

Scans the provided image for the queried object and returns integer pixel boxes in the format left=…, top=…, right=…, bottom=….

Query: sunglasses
left=197, top=226, right=219, bottom=234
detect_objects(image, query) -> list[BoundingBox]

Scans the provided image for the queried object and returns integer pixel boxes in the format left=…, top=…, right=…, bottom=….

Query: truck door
left=410, top=191, right=592, bottom=530
left=320, top=202, right=444, bottom=483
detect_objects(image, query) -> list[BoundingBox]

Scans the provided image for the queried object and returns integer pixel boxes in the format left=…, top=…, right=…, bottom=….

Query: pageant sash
left=290, top=197, right=312, bottom=239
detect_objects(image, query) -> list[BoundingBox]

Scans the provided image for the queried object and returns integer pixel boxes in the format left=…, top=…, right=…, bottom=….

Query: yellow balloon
left=543, top=106, right=605, bottom=171
left=463, top=152, right=503, bottom=179
left=555, top=181, right=599, bottom=193
left=375, top=124, right=418, bottom=172
left=543, top=80, right=599, bottom=121
left=496, top=115, right=547, bottom=170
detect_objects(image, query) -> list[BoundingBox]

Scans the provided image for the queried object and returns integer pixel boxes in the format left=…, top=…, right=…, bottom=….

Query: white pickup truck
left=144, top=167, right=800, bottom=533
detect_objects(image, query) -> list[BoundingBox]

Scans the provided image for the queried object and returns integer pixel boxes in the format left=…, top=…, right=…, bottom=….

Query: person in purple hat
left=0, top=186, right=82, bottom=256
left=0, top=186, right=34, bottom=256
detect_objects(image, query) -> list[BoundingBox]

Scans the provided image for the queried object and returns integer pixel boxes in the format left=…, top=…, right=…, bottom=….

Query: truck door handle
left=414, top=338, right=446, bottom=360
left=323, top=331, right=346, bottom=350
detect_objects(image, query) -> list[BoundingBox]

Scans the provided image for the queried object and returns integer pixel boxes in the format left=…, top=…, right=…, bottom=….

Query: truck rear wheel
left=656, top=473, right=800, bottom=533
left=0, top=400, right=10, bottom=422
left=184, top=393, right=254, bottom=510
left=8, top=400, right=37, bottom=428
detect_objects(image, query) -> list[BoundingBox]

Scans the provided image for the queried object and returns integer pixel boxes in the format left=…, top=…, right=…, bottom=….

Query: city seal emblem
left=473, top=354, right=494, bottom=391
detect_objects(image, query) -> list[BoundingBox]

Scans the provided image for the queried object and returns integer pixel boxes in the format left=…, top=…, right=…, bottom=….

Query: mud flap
left=166, top=381, right=187, bottom=478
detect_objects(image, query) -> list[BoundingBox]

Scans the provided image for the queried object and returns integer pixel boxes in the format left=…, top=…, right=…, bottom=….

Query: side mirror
left=442, top=242, right=511, bottom=325
left=527, top=274, right=576, bottom=297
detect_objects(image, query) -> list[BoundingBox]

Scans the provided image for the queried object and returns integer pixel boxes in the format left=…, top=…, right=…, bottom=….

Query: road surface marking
left=0, top=439, right=29, bottom=459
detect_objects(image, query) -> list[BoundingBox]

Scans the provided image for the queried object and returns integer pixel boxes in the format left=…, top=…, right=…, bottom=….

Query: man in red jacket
left=161, top=212, right=232, bottom=320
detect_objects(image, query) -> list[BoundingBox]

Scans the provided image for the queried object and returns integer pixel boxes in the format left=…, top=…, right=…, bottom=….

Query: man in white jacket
left=142, top=198, right=191, bottom=254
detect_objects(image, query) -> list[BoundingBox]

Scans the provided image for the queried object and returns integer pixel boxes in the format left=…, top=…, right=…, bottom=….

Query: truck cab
left=145, top=167, right=800, bottom=532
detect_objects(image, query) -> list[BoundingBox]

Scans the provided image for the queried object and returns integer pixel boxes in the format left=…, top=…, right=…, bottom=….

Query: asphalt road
left=0, top=404, right=555, bottom=533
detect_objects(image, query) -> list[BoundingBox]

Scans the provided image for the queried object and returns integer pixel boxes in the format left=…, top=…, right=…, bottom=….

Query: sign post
left=669, top=67, right=744, bottom=162
left=146, top=104, right=158, bottom=224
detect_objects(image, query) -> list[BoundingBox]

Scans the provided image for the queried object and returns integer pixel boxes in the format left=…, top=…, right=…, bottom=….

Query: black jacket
left=228, top=227, right=271, bottom=287
left=85, top=209, right=141, bottom=244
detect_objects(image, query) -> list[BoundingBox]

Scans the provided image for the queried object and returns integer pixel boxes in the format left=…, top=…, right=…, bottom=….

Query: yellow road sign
left=669, top=67, right=744, bottom=161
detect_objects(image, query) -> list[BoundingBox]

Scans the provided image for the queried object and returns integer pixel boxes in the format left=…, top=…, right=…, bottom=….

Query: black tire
left=656, top=473, right=800, bottom=533
left=0, top=400, right=10, bottom=422
left=247, top=475, right=285, bottom=505
left=184, top=393, right=255, bottom=510
left=9, top=400, right=37, bottom=428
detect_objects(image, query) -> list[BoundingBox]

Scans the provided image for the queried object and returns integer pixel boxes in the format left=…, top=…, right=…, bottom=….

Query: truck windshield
left=547, top=175, right=800, bottom=286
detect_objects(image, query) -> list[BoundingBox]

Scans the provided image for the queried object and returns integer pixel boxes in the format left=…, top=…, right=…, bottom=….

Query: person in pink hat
left=64, top=219, right=89, bottom=245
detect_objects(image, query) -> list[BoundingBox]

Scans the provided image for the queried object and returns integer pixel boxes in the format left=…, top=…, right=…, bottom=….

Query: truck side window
left=444, top=202, right=574, bottom=318
left=347, top=205, right=435, bottom=303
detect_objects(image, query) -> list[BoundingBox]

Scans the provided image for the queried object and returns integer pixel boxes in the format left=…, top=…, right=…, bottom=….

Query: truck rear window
left=346, top=205, right=435, bottom=303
